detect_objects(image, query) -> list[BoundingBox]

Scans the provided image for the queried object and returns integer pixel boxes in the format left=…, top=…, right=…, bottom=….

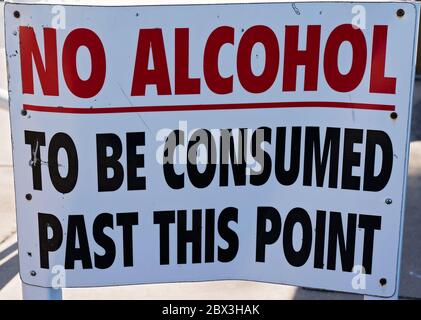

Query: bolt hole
left=397, top=9, right=405, bottom=18
left=25, top=193, right=32, bottom=201
left=21, top=109, right=27, bottom=116
left=390, top=112, right=398, bottom=120
left=380, top=278, right=387, bottom=286
left=13, top=11, right=20, bottom=19
left=30, top=271, right=36, bottom=277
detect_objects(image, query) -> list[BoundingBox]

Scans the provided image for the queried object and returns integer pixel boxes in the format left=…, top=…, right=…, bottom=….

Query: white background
left=4, top=1, right=419, bottom=297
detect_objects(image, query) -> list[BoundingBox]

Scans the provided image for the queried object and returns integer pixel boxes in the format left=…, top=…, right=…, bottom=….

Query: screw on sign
left=396, top=9, right=405, bottom=17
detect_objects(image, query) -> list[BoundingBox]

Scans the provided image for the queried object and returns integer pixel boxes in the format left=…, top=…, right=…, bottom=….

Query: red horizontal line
left=23, top=101, right=395, bottom=114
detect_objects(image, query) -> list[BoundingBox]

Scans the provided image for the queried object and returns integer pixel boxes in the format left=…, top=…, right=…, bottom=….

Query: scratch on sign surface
left=292, top=3, right=301, bottom=15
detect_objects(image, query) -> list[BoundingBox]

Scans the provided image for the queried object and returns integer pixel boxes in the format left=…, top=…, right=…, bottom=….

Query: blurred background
left=0, top=0, right=420, bottom=299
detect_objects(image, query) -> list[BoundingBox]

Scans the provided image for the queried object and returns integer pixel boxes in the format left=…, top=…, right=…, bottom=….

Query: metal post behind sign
left=22, top=283, right=62, bottom=300
left=0, top=89, right=8, bottom=110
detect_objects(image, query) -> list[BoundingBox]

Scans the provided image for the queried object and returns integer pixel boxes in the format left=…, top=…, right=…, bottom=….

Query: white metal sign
left=4, top=1, right=419, bottom=297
